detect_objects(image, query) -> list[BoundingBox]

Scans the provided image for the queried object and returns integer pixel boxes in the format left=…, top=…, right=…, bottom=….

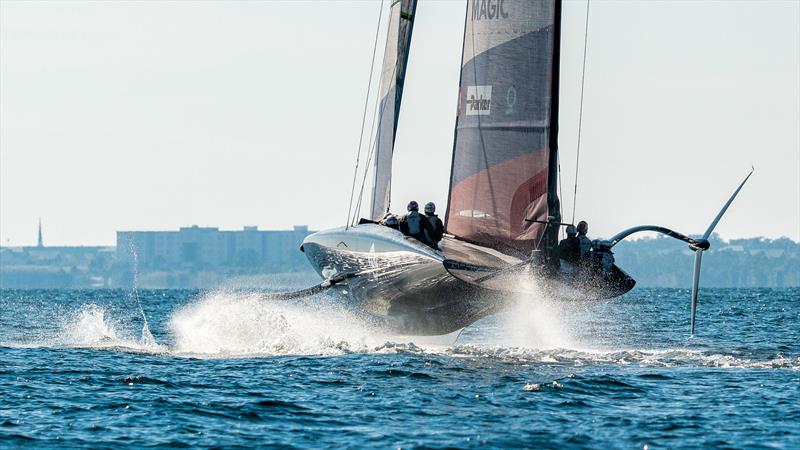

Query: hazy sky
left=1, top=0, right=798, bottom=246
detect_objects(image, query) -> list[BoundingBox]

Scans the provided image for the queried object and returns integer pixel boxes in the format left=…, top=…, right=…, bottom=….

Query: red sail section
left=448, top=152, right=549, bottom=253
left=445, top=0, right=559, bottom=255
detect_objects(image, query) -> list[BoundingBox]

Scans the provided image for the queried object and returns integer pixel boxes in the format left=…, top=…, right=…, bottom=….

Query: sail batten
left=369, top=0, right=418, bottom=221
left=445, top=0, right=561, bottom=256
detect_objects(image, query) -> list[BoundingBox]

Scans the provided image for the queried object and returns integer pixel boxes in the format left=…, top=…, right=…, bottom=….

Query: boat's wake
left=5, top=290, right=797, bottom=371
left=31, top=291, right=450, bottom=357
left=445, top=344, right=798, bottom=369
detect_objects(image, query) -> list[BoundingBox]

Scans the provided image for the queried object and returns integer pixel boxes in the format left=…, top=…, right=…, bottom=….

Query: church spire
left=37, top=218, right=43, bottom=247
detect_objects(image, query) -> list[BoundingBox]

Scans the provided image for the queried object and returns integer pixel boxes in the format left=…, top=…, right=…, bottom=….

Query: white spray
left=497, top=276, right=579, bottom=350
left=127, top=238, right=157, bottom=347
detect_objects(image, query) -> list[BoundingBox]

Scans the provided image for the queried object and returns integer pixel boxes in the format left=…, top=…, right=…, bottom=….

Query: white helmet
left=424, top=202, right=436, bottom=214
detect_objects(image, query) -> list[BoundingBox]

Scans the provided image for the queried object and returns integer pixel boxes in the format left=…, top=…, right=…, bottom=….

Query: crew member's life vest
left=424, top=215, right=436, bottom=240
left=405, top=211, right=423, bottom=235
left=601, top=251, right=615, bottom=273
left=425, top=215, right=436, bottom=231
left=578, top=235, right=592, bottom=257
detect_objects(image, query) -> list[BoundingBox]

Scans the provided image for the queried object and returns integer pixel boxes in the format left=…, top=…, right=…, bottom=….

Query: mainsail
left=369, top=0, right=418, bottom=221
left=444, top=0, right=562, bottom=255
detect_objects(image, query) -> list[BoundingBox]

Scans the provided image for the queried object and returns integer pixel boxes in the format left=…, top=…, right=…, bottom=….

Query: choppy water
left=1, top=284, right=798, bottom=448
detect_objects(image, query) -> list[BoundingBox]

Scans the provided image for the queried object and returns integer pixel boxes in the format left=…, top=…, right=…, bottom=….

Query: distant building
left=116, top=225, right=312, bottom=271
left=0, top=245, right=115, bottom=288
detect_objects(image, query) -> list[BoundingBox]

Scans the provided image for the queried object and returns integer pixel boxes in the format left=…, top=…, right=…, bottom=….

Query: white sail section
left=369, top=0, right=418, bottom=221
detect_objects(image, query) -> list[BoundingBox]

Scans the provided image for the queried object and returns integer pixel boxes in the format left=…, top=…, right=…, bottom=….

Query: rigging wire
left=351, top=79, right=383, bottom=224
left=571, top=0, right=591, bottom=225
left=346, top=0, right=385, bottom=229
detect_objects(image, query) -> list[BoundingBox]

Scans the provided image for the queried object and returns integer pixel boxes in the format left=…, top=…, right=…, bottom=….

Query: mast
left=545, top=0, right=563, bottom=248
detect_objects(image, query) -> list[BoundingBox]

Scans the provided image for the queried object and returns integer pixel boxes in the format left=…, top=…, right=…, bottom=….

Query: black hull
left=301, top=225, right=635, bottom=335
left=302, top=243, right=505, bottom=335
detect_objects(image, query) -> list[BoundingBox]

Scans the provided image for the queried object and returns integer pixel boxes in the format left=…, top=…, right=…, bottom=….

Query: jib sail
left=369, top=0, right=418, bottom=221
left=445, top=0, right=562, bottom=255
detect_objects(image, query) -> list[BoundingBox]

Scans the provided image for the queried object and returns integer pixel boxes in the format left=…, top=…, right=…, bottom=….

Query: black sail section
left=369, top=0, right=418, bottom=221
left=445, top=0, right=560, bottom=255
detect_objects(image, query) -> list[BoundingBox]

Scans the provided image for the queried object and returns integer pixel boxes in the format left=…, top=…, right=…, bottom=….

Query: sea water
left=1, top=285, right=798, bottom=448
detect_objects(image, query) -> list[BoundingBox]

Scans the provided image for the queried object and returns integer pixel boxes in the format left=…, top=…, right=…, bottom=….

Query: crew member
left=423, top=202, right=444, bottom=249
left=577, top=220, right=592, bottom=258
left=590, top=240, right=615, bottom=276
left=557, top=225, right=581, bottom=263
left=381, top=213, right=400, bottom=231
left=399, top=200, right=433, bottom=245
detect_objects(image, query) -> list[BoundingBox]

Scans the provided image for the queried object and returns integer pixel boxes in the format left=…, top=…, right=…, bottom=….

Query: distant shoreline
left=2, top=234, right=798, bottom=289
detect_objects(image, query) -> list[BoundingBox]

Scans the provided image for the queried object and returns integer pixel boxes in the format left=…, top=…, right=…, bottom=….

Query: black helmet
left=424, top=202, right=435, bottom=214
left=383, top=214, right=399, bottom=227
left=566, top=225, right=577, bottom=236
left=407, top=201, right=419, bottom=212
left=577, top=220, right=588, bottom=235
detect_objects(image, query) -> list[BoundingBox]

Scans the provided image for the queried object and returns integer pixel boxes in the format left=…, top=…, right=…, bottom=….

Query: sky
left=1, top=0, right=798, bottom=246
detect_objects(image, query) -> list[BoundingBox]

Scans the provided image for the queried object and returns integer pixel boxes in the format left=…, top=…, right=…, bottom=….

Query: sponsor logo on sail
left=472, top=0, right=508, bottom=21
left=505, top=85, right=517, bottom=115
left=466, top=85, right=492, bottom=116
left=459, top=209, right=492, bottom=219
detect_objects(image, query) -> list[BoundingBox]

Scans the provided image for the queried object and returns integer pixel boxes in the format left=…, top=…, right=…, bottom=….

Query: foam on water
left=446, top=344, right=799, bottom=369
left=17, top=288, right=797, bottom=370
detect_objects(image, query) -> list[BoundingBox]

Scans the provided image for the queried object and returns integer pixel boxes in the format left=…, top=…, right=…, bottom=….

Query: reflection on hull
left=301, top=224, right=635, bottom=336
left=302, top=225, right=505, bottom=335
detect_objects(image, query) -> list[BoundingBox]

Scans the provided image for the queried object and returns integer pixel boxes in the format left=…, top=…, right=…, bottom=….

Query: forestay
left=445, top=0, right=561, bottom=255
left=369, top=0, right=418, bottom=221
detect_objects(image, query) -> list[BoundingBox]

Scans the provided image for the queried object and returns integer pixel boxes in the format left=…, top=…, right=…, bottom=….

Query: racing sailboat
left=299, top=0, right=751, bottom=336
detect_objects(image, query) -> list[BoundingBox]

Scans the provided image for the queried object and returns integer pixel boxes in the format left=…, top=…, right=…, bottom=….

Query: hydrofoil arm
left=259, top=272, right=357, bottom=300
left=606, top=225, right=709, bottom=250
left=608, top=168, right=754, bottom=335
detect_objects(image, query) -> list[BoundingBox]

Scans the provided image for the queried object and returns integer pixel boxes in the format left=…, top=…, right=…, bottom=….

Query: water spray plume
left=168, top=290, right=395, bottom=357
left=495, top=273, right=578, bottom=350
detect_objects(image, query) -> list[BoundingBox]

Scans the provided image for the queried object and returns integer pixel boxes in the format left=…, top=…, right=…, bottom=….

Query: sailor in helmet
left=399, top=200, right=433, bottom=245
left=590, top=239, right=615, bottom=275
left=423, top=202, right=444, bottom=250
left=577, top=220, right=592, bottom=258
left=557, top=224, right=581, bottom=263
left=381, top=213, right=400, bottom=231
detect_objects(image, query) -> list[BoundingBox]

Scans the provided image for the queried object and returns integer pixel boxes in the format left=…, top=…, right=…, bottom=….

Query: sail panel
left=445, top=0, right=559, bottom=255
left=369, top=0, right=418, bottom=221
